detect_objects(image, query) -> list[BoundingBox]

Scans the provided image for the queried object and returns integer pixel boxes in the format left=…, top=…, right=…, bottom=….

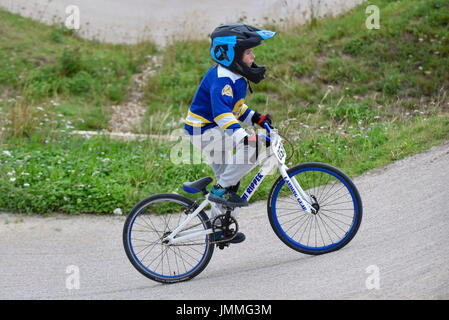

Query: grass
left=0, top=0, right=448, bottom=214
left=0, top=8, right=158, bottom=132
left=1, top=133, right=178, bottom=214
left=1, top=110, right=447, bottom=215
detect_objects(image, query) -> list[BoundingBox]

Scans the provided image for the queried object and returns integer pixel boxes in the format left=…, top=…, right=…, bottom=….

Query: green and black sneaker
left=214, top=230, right=246, bottom=244
left=209, top=184, right=248, bottom=208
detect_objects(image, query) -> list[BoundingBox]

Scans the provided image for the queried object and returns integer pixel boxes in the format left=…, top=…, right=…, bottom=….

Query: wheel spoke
left=124, top=196, right=213, bottom=283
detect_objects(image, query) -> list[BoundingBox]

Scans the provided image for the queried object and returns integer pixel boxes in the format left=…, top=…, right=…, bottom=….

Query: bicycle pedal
left=217, top=242, right=230, bottom=250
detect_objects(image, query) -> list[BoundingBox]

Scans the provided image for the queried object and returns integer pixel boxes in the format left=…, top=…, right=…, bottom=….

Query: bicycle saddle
left=183, top=177, right=213, bottom=194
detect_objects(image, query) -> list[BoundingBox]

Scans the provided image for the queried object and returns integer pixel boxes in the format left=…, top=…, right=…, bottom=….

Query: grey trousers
left=189, top=127, right=262, bottom=188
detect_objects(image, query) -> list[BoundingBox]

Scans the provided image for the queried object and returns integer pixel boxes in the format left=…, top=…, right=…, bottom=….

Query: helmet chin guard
left=234, top=62, right=266, bottom=84
left=210, top=23, right=276, bottom=84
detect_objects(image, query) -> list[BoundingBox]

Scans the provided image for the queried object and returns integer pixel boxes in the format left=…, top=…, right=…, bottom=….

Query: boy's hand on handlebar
left=258, top=114, right=273, bottom=127
left=252, top=112, right=273, bottom=128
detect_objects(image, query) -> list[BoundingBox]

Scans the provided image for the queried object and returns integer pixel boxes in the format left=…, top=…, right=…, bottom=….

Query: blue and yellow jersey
left=184, top=65, right=254, bottom=142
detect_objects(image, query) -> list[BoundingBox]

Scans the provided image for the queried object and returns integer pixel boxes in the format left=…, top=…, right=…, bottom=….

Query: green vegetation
left=1, top=0, right=448, bottom=214
left=0, top=9, right=157, bottom=131
left=0, top=134, right=184, bottom=214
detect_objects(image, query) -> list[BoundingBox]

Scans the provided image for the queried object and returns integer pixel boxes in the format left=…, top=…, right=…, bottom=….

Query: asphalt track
left=1, top=142, right=448, bottom=300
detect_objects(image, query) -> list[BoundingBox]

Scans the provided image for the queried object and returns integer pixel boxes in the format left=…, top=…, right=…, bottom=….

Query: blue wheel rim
left=271, top=167, right=359, bottom=252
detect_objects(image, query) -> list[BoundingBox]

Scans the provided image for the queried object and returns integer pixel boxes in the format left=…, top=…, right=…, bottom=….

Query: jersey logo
left=222, top=84, right=233, bottom=98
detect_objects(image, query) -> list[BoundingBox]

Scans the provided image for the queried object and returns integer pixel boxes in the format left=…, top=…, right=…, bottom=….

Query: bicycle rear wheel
left=123, top=193, right=214, bottom=283
left=267, top=162, right=362, bottom=255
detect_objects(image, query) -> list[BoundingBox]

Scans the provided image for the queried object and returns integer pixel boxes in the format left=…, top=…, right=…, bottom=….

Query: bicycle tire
left=123, top=193, right=214, bottom=283
left=267, top=162, right=362, bottom=255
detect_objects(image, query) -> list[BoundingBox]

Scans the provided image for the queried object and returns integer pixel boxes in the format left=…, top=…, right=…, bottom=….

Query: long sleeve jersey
left=184, top=64, right=255, bottom=143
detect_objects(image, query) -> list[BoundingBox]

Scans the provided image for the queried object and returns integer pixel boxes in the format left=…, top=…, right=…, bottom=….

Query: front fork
left=278, top=164, right=317, bottom=215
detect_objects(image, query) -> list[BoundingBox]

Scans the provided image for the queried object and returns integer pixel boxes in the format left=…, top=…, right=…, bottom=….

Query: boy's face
left=242, top=48, right=255, bottom=67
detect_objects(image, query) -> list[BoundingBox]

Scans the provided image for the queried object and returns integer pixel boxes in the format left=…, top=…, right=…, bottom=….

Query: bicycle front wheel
left=123, top=193, right=214, bottom=283
left=267, top=163, right=362, bottom=255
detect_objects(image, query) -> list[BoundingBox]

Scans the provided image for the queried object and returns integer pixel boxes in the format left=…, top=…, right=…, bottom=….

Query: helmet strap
left=247, top=79, right=254, bottom=94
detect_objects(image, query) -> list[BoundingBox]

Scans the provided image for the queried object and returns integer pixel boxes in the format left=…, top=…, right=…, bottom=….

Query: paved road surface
left=1, top=142, right=448, bottom=300
left=0, top=0, right=363, bottom=45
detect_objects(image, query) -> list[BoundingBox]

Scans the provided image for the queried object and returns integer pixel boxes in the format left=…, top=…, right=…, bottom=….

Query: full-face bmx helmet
left=210, top=23, right=276, bottom=84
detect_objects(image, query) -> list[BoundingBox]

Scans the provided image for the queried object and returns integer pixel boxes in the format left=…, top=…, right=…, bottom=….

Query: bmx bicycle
left=123, top=122, right=363, bottom=283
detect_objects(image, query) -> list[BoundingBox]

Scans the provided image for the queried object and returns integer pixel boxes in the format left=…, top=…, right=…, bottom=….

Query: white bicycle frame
left=163, top=124, right=315, bottom=245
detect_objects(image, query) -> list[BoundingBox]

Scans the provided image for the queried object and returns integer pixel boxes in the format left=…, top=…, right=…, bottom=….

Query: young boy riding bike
left=184, top=23, right=276, bottom=243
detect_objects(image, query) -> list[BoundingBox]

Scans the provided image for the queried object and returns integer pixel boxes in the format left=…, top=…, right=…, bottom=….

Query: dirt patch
left=107, top=55, right=161, bottom=133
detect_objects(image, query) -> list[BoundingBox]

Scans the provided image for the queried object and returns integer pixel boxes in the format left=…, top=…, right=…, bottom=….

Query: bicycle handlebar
left=263, top=121, right=272, bottom=133
left=262, top=121, right=274, bottom=142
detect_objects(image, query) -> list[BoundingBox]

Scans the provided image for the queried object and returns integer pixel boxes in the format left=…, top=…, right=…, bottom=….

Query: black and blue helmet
left=210, top=23, right=276, bottom=84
